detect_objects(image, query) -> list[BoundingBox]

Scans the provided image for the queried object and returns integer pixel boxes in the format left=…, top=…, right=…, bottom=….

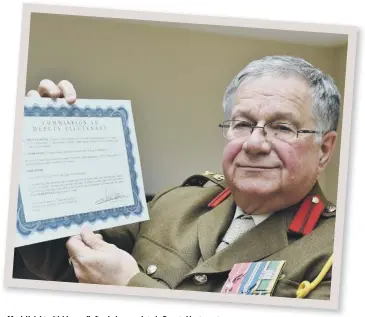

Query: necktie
left=216, top=215, right=255, bottom=253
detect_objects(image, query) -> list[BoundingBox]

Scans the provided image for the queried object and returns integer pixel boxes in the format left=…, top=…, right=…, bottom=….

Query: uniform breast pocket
left=132, top=234, right=193, bottom=289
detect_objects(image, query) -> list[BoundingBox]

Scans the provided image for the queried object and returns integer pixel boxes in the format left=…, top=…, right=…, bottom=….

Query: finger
left=66, top=235, right=82, bottom=266
left=67, top=234, right=83, bottom=250
left=26, top=90, right=41, bottom=97
left=74, top=234, right=104, bottom=242
left=71, top=260, right=85, bottom=282
left=57, top=80, right=77, bottom=104
left=38, top=79, right=62, bottom=98
left=80, top=227, right=106, bottom=250
left=66, top=235, right=91, bottom=259
left=95, top=233, right=103, bottom=240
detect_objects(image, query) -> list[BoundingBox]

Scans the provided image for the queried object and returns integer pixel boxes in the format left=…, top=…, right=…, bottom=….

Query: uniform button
left=146, top=265, right=157, bottom=275
left=312, top=196, right=319, bottom=204
left=193, top=274, right=208, bottom=285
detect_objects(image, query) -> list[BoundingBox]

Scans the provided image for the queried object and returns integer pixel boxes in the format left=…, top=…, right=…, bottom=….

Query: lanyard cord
left=296, top=254, right=333, bottom=298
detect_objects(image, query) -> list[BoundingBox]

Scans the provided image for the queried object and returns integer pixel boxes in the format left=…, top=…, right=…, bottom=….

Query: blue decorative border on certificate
left=17, top=103, right=143, bottom=237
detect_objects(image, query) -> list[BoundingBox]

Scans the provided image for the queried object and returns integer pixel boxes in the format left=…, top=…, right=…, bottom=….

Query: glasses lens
left=222, top=120, right=252, bottom=139
left=267, top=122, right=296, bottom=141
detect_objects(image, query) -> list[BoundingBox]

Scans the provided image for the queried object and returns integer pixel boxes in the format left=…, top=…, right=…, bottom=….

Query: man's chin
left=232, top=179, right=279, bottom=197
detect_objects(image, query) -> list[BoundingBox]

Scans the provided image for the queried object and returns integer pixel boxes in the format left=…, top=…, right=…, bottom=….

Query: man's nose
left=242, top=126, right=272, bottom=155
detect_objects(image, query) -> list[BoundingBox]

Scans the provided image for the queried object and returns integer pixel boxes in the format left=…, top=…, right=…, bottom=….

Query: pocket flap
left=132, top=234, right=193, bottom=288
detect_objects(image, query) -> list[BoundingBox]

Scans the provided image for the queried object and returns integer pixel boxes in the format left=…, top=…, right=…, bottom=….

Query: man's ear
left=318, top=131, right=337, bottom=173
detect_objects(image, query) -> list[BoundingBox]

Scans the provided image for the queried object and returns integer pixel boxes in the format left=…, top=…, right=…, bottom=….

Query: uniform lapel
left=197, top=195, right=235, bottom=262
left=192, top=202, right=299, bottom=275
left=194, top=182, right=325, bottom=275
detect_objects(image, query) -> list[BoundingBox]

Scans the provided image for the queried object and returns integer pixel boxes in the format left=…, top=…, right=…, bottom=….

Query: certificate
left=16, top=97, right=149, bottom=246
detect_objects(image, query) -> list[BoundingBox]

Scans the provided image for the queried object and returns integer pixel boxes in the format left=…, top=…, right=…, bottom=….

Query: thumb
left=80, top=227, right=106, bottom=249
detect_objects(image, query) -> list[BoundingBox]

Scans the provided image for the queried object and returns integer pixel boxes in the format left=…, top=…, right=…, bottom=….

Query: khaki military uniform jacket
left=15, top=174, right=336, bottom=300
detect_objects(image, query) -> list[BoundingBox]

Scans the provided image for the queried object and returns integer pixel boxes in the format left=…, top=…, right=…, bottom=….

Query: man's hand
left=66, top=227, right=140, bottom=285
left=26, top=79, right=77, bottom=104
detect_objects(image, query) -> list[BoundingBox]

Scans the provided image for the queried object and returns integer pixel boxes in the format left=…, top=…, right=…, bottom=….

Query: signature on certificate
left=95, top=189, right=127, bottom=205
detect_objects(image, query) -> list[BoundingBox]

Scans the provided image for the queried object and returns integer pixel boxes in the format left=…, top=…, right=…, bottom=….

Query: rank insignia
left=221, top=260, right=286, bottom=296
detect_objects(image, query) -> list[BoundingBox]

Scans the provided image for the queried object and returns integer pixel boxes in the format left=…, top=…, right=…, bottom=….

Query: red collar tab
left=208, top=188, right=231, bottom=208
left=288, top=194, right=325, bottom=236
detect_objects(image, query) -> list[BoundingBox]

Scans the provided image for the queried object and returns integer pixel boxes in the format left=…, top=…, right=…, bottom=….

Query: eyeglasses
left=219, top=120, right=320, bottom=141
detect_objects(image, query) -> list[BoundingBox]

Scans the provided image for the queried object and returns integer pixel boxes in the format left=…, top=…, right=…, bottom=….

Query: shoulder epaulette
left=288, top=195, right=336, bottom=236
left=182, top=171, right=226, bottom=189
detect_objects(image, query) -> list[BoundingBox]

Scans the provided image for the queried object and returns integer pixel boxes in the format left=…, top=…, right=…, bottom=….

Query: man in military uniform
left=14, top=56, right=340, bottom=300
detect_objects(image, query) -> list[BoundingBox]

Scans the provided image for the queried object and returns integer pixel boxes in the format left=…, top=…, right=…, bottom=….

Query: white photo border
left=4, top=2, right=358, bottom=310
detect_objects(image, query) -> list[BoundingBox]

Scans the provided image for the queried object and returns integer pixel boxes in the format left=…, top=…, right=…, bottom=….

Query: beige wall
left=324, top=45, right=347, bottom=202
left=26, top=13, right=347, bottom=203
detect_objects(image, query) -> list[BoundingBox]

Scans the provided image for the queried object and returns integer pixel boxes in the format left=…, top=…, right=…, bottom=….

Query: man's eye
left=232, top=121, right=252, bottom=129
left=270, top=123, right=295, bottom=132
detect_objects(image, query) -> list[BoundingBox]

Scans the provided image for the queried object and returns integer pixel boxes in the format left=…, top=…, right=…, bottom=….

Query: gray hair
left=223, top=56, right=341, bottom=133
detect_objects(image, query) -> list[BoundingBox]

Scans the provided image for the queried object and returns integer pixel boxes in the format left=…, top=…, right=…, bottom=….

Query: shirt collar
left=234, top=206, right=272, bottom=226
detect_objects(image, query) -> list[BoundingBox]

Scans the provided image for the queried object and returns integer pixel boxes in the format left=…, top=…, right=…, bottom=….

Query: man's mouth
left=237, top=165, right=279, bottom=170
